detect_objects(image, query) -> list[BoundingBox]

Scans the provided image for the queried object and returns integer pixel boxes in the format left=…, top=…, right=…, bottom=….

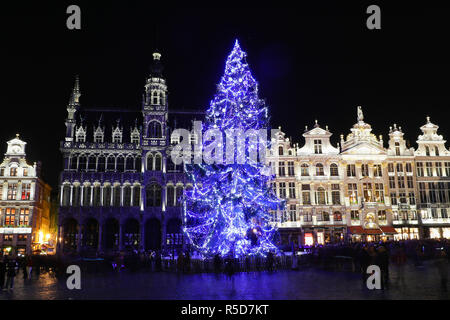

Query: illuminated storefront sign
left=304, top=233, right=314, bottom=246
left=0, top=227, right=32, bottom=234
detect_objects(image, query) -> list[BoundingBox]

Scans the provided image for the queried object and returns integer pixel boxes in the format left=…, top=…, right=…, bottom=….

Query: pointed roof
left=149, top=50, right=164, bottom=77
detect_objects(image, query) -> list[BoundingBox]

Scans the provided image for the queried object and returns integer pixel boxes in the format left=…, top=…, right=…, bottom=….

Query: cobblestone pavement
left=0, top=260, right=448, bottom=300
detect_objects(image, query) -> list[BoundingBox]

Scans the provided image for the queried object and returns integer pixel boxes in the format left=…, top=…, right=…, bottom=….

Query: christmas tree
left=183, top=40, right=283, bottom=258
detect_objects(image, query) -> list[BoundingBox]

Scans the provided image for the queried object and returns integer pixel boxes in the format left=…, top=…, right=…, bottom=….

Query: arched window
left=83, top=184, right=91, bottom=206
left=97, top=155, right=105, bottom=172
left=301, top=164, right=309, bottom=176
left=146, top=183, right=162, bottom=207
left=126, top=157, right=134, bottom=171
left=78, top=155, right=87, bottom=171
left=154, top=154, right=162, bottom=171
left=72, top=185, right=81, bottom=207
left=316, top=163, right=324, bottom=176
left=103, top=185, right=111, bottom=207
left=62, top=185, right=70, bottom=206
left=88, top=155, right=96, bottom=171
left=116, top=156, right=125, bottom=172
left=93, top=185, right=101, bottom=207
left=316, top=187, right=326, bottom=205
left=123, top=185, right=131, bottom=207
left=132, top=185, right=141, bottom=207
left=435, top=146, right=440, bottom=156
left=278, top=146, right=284, bottom=156
left=148, top=121, right=162, bottom=138
left=113, top=185, right=121, bottom=207
left=176, top=185, right=183, bottom=207
left=106, top=156, right=115, bottom=171
left=166, top=185, right=175, bottom=207
left=70, top=155, right=78, bottom=170
left=135, top=157, right=142, bottom=172
left=330, top=163, right=339, bottom=176
left=146, top=154, right=153, bottom=171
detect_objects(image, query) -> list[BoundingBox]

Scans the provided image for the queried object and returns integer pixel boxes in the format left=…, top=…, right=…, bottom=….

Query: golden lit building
left=269, top=107, right=450, bottom=246
left=0, top=135, right=53, bottom=256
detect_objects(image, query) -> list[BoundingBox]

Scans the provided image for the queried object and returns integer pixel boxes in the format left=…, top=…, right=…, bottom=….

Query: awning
left=380, top=226, right=397, bottom=234
left=348, top=226, right=364, bottom=234
left=364, top=229, right=382, bottom=235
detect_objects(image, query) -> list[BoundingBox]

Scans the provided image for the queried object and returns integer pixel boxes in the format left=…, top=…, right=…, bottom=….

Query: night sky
left=1, top=1, right=450, bottom=191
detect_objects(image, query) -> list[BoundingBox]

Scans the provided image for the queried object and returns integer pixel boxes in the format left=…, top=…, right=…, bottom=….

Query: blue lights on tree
left=183, top=40, right=283, bottom=258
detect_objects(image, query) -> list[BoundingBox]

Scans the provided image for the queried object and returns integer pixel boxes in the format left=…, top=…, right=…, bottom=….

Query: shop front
left=347, top=226, right=397, bottom=242
left=394, top=227, right=420, bottom=240
left=425, top=226, right=450, bottom=239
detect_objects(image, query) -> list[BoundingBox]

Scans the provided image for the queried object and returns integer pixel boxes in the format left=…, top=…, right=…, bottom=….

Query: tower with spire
left=65, top=76, right=81, bottom=142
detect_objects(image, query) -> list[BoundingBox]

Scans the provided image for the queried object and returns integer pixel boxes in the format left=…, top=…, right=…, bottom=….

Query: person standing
left=5, top=258, right=18, bottom=291
left=26, top=256, right=33, bottom=279
left=0, top=256, right=6, bottom=290
left=434, top=250, right=449, bottom=292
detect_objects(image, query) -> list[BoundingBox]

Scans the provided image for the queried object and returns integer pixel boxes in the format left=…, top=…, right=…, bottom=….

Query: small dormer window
left=23, top=168, right=28, bottom=176
left=113, top=134, right=122, bottom=143
left=131, top=135, right=139, bottom=144
left=10, top=168, right=17, bottom=177
left=435, top=146, right=439, bottom=156
left=395, top=142, right=400, bottom=156
left=0, top=168, right=4, bottom=176
left=425, top=146, right=430, bottom=156
left=76, top=127, right=86, bottom=143
left=314, top=139, right=322, bottom=154
left=278, top=146, right=284, bottom=156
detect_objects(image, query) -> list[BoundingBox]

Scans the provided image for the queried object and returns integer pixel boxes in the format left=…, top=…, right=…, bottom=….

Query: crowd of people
left=302, top=239, right=450, bottom=290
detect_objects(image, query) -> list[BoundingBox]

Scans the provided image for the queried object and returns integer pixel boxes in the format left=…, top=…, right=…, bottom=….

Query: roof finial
left=16, top=133, right=19, bottom=138
left=426, top=116, right=430, bottom=123
left=153, top=52, right=161, bottom=61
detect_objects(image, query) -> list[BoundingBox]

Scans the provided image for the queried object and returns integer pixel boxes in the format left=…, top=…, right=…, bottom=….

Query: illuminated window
left=315, top=163, right=324, bottom=176
left=23, top=168, right=28, bottom=176
left=373, top=164, right=382, bottom=177
left=302, top=184, right=311, bottom=205
left=314, top=140, right=322, bottom=154
left=5, top=208, right=16, bottom=226
left=300, top=164, right=309, bottom=176
left=330, top=163, right=339, bottom=176
left=288, top=182, right=296, bottom=199
left=10, top=168, right=17, bottom=177
left=378, top=210, right=386, bottom=221
left=426, top=162, right=433, bottom=176
left=347, top=164, right=356, bottom=177
left=287, top=162, right=295, bottom=176
left=361, top=164, right=369, bottom=177
left=348, top=183, right=358, bottom=204
left=436, top=162, right=443, bottom=176
left=7, top=183, right=17, bottom=200
left=316, top=187, right=326, bottom=205
left=350, top=210, right=359, bottom=220
left=416, top=162, right=424, bottom=177
left=21, top=183, right=31, bottom=200
left=331, top=184, right=340, bottom=205
left=363, top=183, right=373, bottom=202
left=375, top=183, right=384, bottom=203
left=18, top=208, right=29, bottom=225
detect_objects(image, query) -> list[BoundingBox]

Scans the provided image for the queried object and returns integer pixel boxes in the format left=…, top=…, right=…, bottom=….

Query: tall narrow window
left=287, top=161, right=295, bottom=176
left=103, top=185, right=111, bottom=207
left=123, top=186, right=131, bottom=207
left=5, top=208, right=15, bottom=226
left=347, top=164, right=356, bottom=177
left=83, top=185, right=91, bottom=206
left=176, top=186, right=183, bottom=207
left=18, top=208, right=30, bottom=225
left=154, top=154, right=162, bottom=171
left=316, top=187, right=326, bottom=205
left=148, top=121, right=162, bottom=138
left=10, top=168, right=17, bottom=177
left=436, top=162, right=443, bottom=177
left=435, top=146, right=439, bottom=156
left=300, top=164, right=309, bottom=176
left=166, top=185, right=175, bottom=207
left=330, top=164, right=339, bottom=176
left=146, top=183, right=162, bottom=207
left=62, top=185, right=70, bottom=206
left=375, top=183, right=384, bottom=203
left=331, top=184, right=340, bottom=205
left=417, top=162, right=424, bottom=177
left=278, top=162, right=286, bottom=177
left=426, top=162, right=433, bottom=176
left=279, top=183, right=286, bottom=199
left=302, top=184, right=311, bottom=205
left=93, top=185, right=101, bottom=207
left=7, top=183, right=17, bottom=200
left=361, top=164, right=369, bottom=177
left=314, top=140, right=322, bottom=154
left=97, top=156, right=105, bottom=172
left=348, top=184, right=358, bottom=205
left=373, top=164, right=382, bottom=177
left=363, top=183, right=373, bottom=202
left=132, top=186, right=141, bottom=207
left=316, top=163, right=324, bottom=176
left=425, top=146, right=430, bottom=156
left=72, top=185, right=81, bottom=207
left=21, top=183, right=31, bottom=200
left=113, top=185, right=121, bottom=207
left=395, top=142, right=400, bottom=156
left=288, top=182, right=296, bottom=199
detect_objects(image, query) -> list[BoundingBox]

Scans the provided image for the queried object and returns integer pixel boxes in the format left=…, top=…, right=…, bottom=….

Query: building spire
left=357, top=106, right=364, bottom=122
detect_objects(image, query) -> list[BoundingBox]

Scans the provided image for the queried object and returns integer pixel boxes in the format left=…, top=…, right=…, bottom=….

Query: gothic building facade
left=269, top=107, right=450, bottom=246
left=58, top=53, right=189, bottom=254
